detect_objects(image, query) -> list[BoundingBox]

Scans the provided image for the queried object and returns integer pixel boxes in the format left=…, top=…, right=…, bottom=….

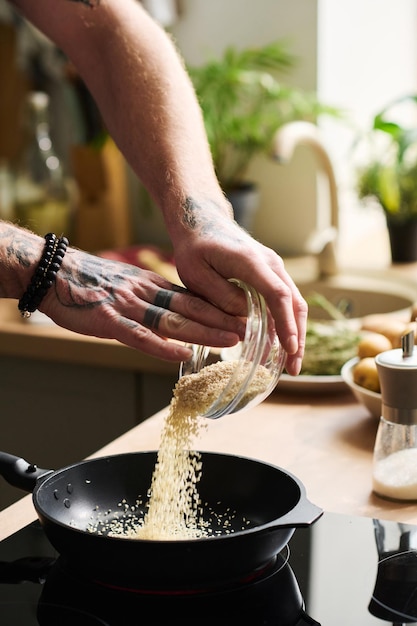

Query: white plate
left=277, top=372, right=347, bottom=394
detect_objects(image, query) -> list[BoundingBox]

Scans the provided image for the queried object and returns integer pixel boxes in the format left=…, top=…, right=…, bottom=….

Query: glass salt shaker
left=372, top=330, right=417, bottom=501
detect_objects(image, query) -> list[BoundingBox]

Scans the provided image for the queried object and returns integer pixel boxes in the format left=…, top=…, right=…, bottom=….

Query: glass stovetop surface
left=1, top=511, right=417, bottom=625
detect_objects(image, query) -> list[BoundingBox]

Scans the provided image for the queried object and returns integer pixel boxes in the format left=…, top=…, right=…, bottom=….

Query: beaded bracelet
left=18, top=233, right=69, bottom=318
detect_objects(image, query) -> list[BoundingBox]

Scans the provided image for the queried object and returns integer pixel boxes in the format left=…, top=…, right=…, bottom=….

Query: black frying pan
left=0, top=451, right=322, bottom=588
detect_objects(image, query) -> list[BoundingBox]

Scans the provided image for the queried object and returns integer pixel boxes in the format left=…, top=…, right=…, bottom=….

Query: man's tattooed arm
left=0, top=221, right=240, bottom=360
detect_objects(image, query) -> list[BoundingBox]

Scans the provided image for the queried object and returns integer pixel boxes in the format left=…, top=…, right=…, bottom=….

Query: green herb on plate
left=292, top=292, right=361, bottom=377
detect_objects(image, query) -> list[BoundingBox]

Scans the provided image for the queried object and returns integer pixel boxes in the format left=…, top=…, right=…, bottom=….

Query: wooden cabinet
left=0, top=354, right=177, bottom=509
left=0, top=301, right=178, bottom=510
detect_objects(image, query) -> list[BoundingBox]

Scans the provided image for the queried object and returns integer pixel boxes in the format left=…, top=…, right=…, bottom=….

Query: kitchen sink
left=297, top=273, right=417, bottom=320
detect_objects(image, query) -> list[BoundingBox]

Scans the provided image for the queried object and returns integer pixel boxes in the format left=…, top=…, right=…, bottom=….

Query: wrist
left=163, top=191, right=234, bottom=243
left=0, top=224, right=45, bottom=300
left=18, top=233, right=69, bottom=317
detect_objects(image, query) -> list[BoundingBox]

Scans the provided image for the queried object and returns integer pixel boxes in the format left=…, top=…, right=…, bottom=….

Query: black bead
left=18, top=232, right=68, bottom=317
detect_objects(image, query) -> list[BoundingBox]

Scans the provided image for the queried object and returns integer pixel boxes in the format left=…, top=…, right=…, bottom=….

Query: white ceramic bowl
left=341, top=357, right=382, bottom=419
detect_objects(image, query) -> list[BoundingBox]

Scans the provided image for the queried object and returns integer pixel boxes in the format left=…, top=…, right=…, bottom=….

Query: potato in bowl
left=341, top=357, right=381, bottom=418
left=340, top=331, right=390, bottom=418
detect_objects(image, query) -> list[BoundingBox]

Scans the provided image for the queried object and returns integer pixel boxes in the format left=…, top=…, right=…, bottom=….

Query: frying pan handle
left=0, top=557, right=55, bottom=584
left=270, top=497, right=323, bottom=529
left=0, top=452, right=53, bottom=492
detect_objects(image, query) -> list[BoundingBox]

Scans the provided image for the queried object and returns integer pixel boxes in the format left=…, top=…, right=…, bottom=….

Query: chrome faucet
left=271, top=121, right=339, bottom=277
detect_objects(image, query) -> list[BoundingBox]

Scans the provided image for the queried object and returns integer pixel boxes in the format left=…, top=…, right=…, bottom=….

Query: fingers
left=130, top=286, right=243, bottom=348
left=248, top=262, right=308, bottom=375
left=181, top=261, right=306, bottom=369
left=154, top=288, right=175, bottom=309
left=176, top=247, right=307, bottom=375
left=99, top=280, right=243, bottom=356
left=144, top=307, right=240, bottom=348
left=167, top=286, right=247, bottom=334
left=45, top=251, right=244, bottom=362
left=95, top=299, right=240, bottom=362
left=281, top=292, right=308, bottom=376
left=47, top=244, right=307, bottom=369
left=138, top=255, right=307, bottom=373
left=106, top=316, right=195, bottom=362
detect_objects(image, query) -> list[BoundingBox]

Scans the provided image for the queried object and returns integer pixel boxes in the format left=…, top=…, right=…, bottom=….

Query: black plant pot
left=386, top=218, right=417, bottom=263
left=226, top=182, right=260, bottom=232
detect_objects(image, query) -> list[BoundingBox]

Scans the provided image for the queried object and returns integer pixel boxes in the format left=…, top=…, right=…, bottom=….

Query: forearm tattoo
left=0, top=225, right=40, bottom=298
left=2, top=231, right=33, bottom=271
left=182, top=197, right=198, bottom=230
left=182, top=196, right=236, bottom=237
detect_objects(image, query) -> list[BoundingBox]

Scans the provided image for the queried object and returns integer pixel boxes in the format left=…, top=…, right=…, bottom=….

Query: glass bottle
left=369, top=518, right=417, bottom=621
left=372, top=330, right=417, bottom=501
left=0, top=160, right=15, bottom=221
left=14, top=92, right=73, bottom=237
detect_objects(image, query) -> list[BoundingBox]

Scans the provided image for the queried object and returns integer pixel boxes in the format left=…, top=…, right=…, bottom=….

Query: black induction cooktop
left=0, top=511, right=417, bottom=625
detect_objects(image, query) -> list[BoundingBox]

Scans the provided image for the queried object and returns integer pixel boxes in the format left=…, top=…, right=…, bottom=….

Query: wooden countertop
left=2, top=385, right=417, bottom=542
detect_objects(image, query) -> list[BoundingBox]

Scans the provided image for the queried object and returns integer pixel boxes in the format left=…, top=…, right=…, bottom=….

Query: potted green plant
left=356, top=94, right=417, bottom=262
left=188, top=41, right=336, bottom=229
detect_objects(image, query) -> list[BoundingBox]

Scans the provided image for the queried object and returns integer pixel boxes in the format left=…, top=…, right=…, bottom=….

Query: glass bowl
left=178, top=279, right=287, bottom=419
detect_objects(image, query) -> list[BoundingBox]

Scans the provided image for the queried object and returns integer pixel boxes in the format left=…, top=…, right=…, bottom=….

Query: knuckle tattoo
left=154, top=289, right=174, bottom=310
left=144, top=305, right=164, bottom=330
